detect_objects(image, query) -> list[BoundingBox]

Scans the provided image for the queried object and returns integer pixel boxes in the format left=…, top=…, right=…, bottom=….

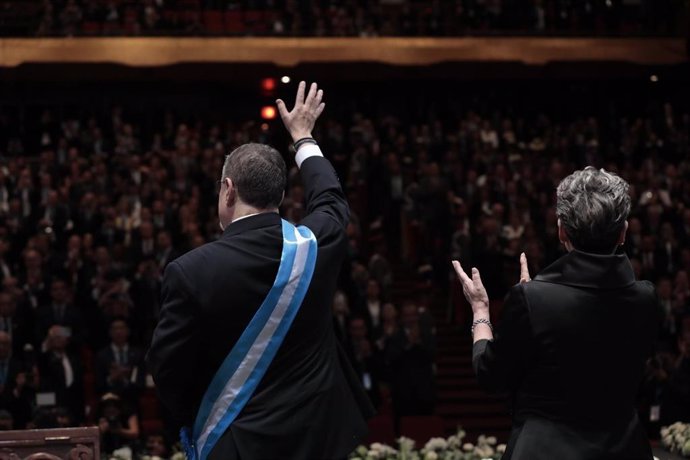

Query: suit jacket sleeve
left=472, top=283, right=536, bottom=393
left=298, top=155, right=350, bottom=239
left=146, top=260, right=200, bottom=425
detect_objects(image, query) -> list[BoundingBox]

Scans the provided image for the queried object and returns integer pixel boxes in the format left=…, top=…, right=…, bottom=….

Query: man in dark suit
left=35, top=278, right=85, bottom=350
left=96, top=318, right=145, bottom=405
left=0, top=331, right=37, bottom=429
left=129, top=221, right=157, bottom=262
left=385, top=301, right=436, bottom=418
left=0, top=291, right=34, bottom=356
left=38, top=325, right=84, bottom=424
left=147, top=82, right=373, bottom=460
left=454, top=167, right=657, bottom=460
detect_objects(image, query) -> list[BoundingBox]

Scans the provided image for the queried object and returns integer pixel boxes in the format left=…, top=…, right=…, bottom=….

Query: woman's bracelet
left=471, top=318, right=493, bottom=336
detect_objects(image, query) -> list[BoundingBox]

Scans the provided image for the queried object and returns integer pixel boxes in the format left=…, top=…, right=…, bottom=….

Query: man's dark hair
left=222, top=143, right=286, bottom=209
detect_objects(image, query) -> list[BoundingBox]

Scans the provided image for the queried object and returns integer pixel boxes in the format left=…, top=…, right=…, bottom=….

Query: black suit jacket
left=35, top=303, right=85, bottom=348
left=147, top=156, right=373, bottom=459
left=473, top=250, right=657, bottom=460
left=0, top=357, right=35, bottom=429
left=38, top=350, right=84, bottom=423
left=95, top=344, right=145, bottom=400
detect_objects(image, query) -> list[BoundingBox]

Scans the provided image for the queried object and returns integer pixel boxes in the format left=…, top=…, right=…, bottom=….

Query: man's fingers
left=305, top=82, right=318, bottom=107
left=520, top=252, right=531, bottom=283
left=294, top=81, right=306, bottom=107
left=275, top=99, right=289, bottom=120
left=315, top=102, right=326, bottom=117
left=313, top=89, right=324, bottom=108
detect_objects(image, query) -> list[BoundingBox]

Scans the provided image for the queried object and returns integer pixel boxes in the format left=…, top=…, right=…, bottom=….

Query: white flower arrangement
left=349, top=428, right=505, bottom=460
left=109, top=446, right=133, bottom=460
left=661, top=422, right=690, bottom=457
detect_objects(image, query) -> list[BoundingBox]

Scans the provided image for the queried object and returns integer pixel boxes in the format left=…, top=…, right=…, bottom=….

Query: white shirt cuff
left=295, top=143, right=323, bottom=168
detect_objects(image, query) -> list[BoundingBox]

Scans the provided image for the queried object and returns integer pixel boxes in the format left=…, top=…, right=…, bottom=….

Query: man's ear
left=278, top=190, right=285, bottom=208
left=225, top=178, right=236, bottom=207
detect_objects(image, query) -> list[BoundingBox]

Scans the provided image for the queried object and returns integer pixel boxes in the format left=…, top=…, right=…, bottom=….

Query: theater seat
left=139, top=395, right=160, bottom=420
left=140, top=419, right=164, bottom=436
left=365, top=415, right=396, bottom=445
left=399, top=416, right=445, bottom=446
left=224, top=11, right=244, bottom=34
left=81, top=21, right=101, bottom=35
left=203, top=11, right=224, bottom=34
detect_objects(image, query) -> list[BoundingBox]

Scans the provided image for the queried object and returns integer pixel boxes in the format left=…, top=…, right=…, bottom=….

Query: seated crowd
left=0, top=86, right=688, bottom=455
left=0, top=0, right=683, bottom=37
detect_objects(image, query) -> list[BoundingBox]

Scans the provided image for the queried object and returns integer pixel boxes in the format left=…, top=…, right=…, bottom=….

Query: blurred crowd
left=0, top=82, right=688, bottom=454
left=0, top=0, right=684, bottom=37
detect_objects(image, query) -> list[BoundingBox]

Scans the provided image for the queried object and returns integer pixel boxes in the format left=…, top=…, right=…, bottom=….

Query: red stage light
left=261, top=106, right=276, bottom=120
left=261, top=78, right=276, bottom=92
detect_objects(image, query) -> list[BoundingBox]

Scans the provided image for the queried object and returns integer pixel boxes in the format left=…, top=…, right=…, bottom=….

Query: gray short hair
left=556, top=166, right=631, bottom=253
left=222, top=143, right=286, bottom=209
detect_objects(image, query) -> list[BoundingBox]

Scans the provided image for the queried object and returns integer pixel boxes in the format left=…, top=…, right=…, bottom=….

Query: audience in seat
left=0, top=84, right=687, bottom=451
left=95, top=319, right=145, bottom=407
left=4, top=0, right=682, bottom=37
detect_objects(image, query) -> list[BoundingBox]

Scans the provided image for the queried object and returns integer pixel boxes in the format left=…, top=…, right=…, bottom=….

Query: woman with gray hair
left=453, top=167, right=657, bottom=460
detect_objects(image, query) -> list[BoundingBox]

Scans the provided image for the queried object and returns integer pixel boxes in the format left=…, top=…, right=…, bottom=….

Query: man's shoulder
left=95, top=346, right=111, bottom=359
left=169, top=240, right=225, bottom=274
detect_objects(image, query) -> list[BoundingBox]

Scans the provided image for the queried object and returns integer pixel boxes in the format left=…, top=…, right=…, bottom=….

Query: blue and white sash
left=181, top=219, right=318, bottom=460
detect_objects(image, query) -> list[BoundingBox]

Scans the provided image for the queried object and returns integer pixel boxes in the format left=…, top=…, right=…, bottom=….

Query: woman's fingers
left=520, top=252, right=531, bottom=283
left=471, top=267, right=485, bottom=290
left=452, top=260, right=471, bottom=285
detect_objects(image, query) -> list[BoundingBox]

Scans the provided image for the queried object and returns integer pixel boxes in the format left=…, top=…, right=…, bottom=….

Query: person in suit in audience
left=38, top=325, right=84, bottom=423
left=0, top=291, right=34, bottom=355
left=332, top=290, right=350, bottom=346
left=453, top=167, right=657, bottom=460
left=344, top=316, right=382, bottom=410
left=0, top=238, right=15, bottom=285
left=96, top=318, right=145, bottom=405
left=155, top=230, right=178, bottom=270
left=130, top=221, right=157, bottom=262
left=384, top=301, right=436, bottom=418
left=0, top=331, right=37, bottom=429
left=35, top=278, right=84, bottom=349
left=358, top=279, right=383, bottom=341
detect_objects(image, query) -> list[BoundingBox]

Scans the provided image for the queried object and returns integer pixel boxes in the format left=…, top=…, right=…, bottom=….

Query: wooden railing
left=0, top=37, right=686, bottom=68
left=0, top=427, right=99, bottom=460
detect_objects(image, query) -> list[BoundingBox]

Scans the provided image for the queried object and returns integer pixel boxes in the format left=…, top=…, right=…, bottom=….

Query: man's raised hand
left=276, top=81, right=325, bottom=143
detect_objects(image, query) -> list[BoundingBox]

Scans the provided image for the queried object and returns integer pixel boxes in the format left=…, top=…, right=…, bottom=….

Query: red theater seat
left=203, top=11, right=224, bottom=34
left=224, top=11, right=244, bottom=34
left=139, top=395, right=160, bottom=420
left=365, top=415, right=396, bottom=445
left=82, top=21, right=101, bottom=34
left=400, top=416, right=445, bottom=446
left=141, top=419, right=164, bottom=435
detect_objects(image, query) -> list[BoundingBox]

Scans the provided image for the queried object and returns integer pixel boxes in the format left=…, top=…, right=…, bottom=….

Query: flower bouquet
left=661, top=422, right=690, bottom=457
left=349, top=428, right=506, bottom=460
